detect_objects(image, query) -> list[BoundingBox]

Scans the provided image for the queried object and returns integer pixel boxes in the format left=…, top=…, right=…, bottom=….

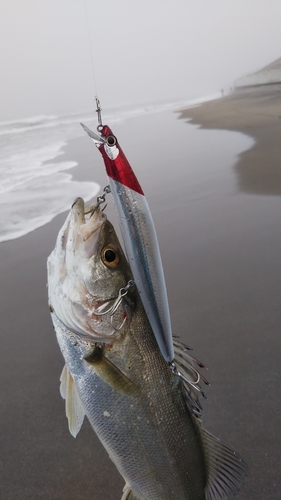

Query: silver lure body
left=108, top=177, right=174, bottom=364
left=81, top=122, right=174, bottom=363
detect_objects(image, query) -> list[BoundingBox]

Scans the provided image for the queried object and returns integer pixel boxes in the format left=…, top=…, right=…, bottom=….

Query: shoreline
left=179, top=86, right=281, bottom=195
left=1, top=99, right=281, bottom=499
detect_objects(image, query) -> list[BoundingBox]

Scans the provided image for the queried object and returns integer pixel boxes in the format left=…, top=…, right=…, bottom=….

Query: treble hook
left=84, top=185, right=111, bottom=220
left=169, top=361, right=206, bottom=397
left=95, top=96, right=103, bottom=131
left=94, top=280, right=135, bottom=331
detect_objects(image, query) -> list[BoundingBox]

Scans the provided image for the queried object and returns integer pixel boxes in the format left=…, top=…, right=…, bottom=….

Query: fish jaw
left=47, top=198, right=134, bottom=342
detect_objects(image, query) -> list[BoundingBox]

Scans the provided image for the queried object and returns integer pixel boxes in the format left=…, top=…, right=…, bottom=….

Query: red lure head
left=100, top=125, right=114, bottom=139
left=98, top=125, right=144, bottom=196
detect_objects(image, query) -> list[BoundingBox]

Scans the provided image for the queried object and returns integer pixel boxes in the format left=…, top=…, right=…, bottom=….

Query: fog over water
left=0, top=1, right=280, bottom=241
left=1, top=0, right=281, bottom=120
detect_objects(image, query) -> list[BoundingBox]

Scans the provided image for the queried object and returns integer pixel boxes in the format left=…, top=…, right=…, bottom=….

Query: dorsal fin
left=59, top=365, right=86, bottom=437
left=201, top=427, right=249, bottom=499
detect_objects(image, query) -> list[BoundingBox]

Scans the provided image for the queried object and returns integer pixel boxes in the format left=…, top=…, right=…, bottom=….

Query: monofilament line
left=83, top=0, right=99, bottom=97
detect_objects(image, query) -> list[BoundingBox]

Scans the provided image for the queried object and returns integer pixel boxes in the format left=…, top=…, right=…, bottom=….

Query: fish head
left=47, top=197, right=134, bottom=342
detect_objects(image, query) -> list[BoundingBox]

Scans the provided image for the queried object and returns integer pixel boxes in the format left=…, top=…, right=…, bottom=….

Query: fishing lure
left=81, top=101, right=174, bottom=363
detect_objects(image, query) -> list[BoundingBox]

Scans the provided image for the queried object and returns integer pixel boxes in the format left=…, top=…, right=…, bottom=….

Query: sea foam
left=0, top=119, right=99, bottom=243
left=0, top=95, right=221, bottom=243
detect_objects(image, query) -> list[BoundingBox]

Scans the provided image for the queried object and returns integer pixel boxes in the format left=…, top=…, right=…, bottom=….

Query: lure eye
left=101, top=246, right=120, bottom=268
left=106, top=135, right=117, bottom=147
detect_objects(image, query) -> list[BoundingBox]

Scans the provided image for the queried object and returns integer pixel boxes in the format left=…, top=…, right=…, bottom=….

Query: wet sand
left=1, top=101, right=281, bottom=499
left=180, top=84, right=281, bottom=195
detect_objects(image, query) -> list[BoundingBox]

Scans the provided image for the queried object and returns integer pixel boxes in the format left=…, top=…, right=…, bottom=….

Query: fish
left=47, top=197, right=248, bottom=500
left=80, top=120, right=174, bottom=364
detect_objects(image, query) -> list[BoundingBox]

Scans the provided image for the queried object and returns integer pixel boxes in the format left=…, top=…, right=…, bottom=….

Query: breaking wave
left=0, top=94, right=221, bottom=243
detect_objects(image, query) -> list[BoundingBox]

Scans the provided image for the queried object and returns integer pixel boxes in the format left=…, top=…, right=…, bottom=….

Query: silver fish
left=47, top=198, right=248, bottom=500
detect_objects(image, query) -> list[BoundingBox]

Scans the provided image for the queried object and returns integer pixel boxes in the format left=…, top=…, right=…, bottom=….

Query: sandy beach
left=1, top=92, right=281, bottom=499
left=180, top=84, right=281, bottom=195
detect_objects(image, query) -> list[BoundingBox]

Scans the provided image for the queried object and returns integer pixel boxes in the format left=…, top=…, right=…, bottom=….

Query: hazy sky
left=1, top=0, right=281, bottom=120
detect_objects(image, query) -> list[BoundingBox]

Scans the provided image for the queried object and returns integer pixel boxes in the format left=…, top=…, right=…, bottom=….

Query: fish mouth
left=49, top=196, right=107, bottom=262
left=67, top=197, right=107, bottom=258
left=47, top=197, right=108, bottom=337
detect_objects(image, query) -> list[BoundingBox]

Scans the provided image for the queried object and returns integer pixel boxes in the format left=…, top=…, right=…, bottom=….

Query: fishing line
left=83, top=0, right=99, bottom=99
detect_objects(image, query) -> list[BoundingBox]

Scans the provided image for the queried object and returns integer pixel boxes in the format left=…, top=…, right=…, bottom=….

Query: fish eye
left=101, top=246, right=120, bottom=268
left=106, top=135, right=117, bottom=147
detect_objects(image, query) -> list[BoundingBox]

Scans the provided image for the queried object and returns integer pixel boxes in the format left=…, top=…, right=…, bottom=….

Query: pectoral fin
left=120, top=484, right=145, bottom=500
left=84, top=347, right=138, bottom=397
left=59, top=365, right=86, bottom=438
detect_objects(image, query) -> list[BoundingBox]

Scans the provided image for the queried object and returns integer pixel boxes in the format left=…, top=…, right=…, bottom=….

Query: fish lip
left=70, top=197, right=107, bottom=249
left=71, top=197, right=83, bottom=210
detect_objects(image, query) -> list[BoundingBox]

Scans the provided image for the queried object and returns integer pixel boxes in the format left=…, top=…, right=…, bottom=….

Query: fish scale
left=54, top=303, right=206, bottom=500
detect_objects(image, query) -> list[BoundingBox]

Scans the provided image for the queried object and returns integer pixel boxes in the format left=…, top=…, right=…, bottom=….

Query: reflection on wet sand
left=179, top=85, right=281, bottom=196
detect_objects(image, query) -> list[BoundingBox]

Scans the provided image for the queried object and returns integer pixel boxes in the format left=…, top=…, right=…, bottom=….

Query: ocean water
left=0, top=92, right=228, bottom=243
